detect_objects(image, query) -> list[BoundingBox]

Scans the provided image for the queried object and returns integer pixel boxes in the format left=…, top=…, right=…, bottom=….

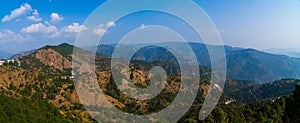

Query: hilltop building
left=0, top=60, right=4, bottom=66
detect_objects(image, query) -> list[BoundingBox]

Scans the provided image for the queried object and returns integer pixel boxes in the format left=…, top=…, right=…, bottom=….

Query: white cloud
left=27, top=16, right=42, bottom=22
left=26, top=9, right=42, bottom=22
left=50, top=13, right=64, bottom=23
left=93, top=21, right=117, bottom=36
left=48, top=31, right=61, bottom=38
left=2, top=3, right=32, bottom=22
left=106, top=21, right=116, bottom=27
left=21, top=23, right=59, bottom=34
left=20, top=22, right=88, bottom=38
left=139, top=24, right=146, bottom=29
left=93, top=24, right=106, bottom=36
left=62, top=23, right=88, bottom=33
left=15, top=19, right=21, bottom=22
left=32, top=9, right=39, bottom=16
left=0, top=30, right=30, bottom=43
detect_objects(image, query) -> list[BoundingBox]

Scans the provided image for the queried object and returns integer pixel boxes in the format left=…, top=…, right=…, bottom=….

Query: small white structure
left=225, top=100, right=232, bottom=105
left=0, top=59, right=21, bottom=66
left=0, top=60, right=4, bottom=66
left=7, top=59, right=14, bottom=63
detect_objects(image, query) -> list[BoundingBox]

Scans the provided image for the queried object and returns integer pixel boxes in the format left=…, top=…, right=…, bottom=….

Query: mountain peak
left=58, top=43, right=73, bottom=47
left=42, top=43, right=74, bottom=59
left=19, top=43, right=75, bottom=75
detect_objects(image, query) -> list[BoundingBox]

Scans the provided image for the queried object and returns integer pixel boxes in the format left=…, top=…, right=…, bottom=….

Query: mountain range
left=15, top=43, right=300, bottom=103
left=265, top=48, right=300, bottom=58
left=1, top=43, right=300, bottom=122
left=4, top=42, right=300, bottom=83
left=0, top=50, right=12, bottom=59
left=95, top=42, right=300, bottom=83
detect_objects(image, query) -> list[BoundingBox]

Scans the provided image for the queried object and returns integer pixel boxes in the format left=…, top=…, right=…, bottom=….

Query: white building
left=0, top=60, right=5, bottom=66
left=0, top=59, right=21, bottom=66
left=7, top=59, right=15, bottom=63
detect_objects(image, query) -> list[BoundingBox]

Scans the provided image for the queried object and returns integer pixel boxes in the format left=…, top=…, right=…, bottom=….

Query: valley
left=0, top=43, right=300, bottom=122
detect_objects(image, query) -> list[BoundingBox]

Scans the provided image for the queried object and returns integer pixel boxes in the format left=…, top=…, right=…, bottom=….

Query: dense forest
left=0, top=94, right=76, bottom=122
left=179, top=83, right=300, bottom=123
left=2, top=76, right=297, bottom=123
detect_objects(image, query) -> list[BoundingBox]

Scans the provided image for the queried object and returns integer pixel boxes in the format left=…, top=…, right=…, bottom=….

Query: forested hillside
left=95, top=43, right=300, bottom=83
left=1, top=43, right=300, bottom=122
left=0, top=94, right=75, bottom=122
left=180, top=83, right=300, bottom=123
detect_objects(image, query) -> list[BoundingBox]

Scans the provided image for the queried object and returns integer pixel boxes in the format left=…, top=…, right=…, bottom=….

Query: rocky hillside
left=19, top=43, right=74, bottom=75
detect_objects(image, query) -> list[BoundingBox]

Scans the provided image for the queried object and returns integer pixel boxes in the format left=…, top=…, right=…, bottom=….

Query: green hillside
left=180, top=83, right=300, bottom=123
left=0, top=94, right=75, bottom=122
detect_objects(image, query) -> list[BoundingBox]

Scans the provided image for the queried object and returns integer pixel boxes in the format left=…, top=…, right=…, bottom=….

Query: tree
left=211, top=107, right=228, bottom=123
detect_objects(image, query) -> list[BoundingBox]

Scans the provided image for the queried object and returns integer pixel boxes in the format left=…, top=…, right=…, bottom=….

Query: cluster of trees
left=0, top=94, right=76, bottom=122
left=46, top=43, right=74, bottom=60
left=180, top=83, right=300, bottom=123
left=104, top=73, right=178, bottom=115
left=0, top=65, right=91, bottom=122
left=224, top=79, right=300, bottom=103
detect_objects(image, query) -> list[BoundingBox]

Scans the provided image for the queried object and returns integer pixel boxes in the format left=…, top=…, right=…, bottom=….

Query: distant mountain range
left=265, top=48, right=300, bottom=58
left=10, top=50, right=36, bottom=59
left=0, top=49, right=36, bottom=60
left=95, top=42, right=300, bottom=83
left=7, top=42, right=300, bottom=83
left=0, top=50, right=12, bottom=59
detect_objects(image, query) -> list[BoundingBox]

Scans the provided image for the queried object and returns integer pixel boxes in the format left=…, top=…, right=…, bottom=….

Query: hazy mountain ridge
left=224, top=79, right=300, bottom=103
left=265, top=48, right=300, bottom=58
left=10, top=50, right=35, bottom=59
left=0, top=50, right=12, bottom=59
left=96, top=42, right=300, bottom=83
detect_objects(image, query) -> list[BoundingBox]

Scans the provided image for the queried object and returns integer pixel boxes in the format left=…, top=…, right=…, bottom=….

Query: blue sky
left=0, top=0, right=300, bottom=53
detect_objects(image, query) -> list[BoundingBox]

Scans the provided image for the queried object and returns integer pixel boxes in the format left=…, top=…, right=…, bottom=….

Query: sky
left=0, top=0, right=300, bottom=53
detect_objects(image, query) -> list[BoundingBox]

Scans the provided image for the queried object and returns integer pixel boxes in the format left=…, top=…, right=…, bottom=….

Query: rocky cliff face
left=33, top=48, right=72, bottom=71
